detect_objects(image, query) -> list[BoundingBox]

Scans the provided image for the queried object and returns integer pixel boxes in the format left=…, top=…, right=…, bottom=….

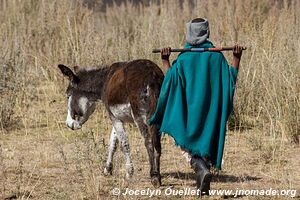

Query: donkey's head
left=58, top=64, right=97, bottom=130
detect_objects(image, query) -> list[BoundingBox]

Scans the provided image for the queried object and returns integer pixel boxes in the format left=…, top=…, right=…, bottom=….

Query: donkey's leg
left=133, top=115, right=161, bottom=187
left=149, top=124, right=161, bottom=187
left=103, top=127, right=118, bottom=176
left=112, top=120, right=134, bottom=179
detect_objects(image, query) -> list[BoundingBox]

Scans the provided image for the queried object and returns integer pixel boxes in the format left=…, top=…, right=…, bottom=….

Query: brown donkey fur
left=58, top=59, right=164, bottom=187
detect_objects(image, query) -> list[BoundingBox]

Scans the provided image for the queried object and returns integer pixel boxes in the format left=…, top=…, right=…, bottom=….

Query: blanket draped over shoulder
left=149, top=41, right=238, bottom=169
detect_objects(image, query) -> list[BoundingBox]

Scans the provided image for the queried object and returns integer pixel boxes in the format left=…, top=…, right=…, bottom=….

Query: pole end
left=152, top=49, right=161, bottom=53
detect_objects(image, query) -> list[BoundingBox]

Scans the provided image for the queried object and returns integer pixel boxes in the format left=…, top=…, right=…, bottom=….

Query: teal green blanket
left=149, top=41, right=238, bottom=169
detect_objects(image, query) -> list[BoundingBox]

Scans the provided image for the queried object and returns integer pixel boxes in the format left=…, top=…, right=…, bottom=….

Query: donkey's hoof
left=125, top=170, right=134, bottom=179
left=125, top=164, right=134, bottom=179
left=151, top=176, right=161, bottom=188
left=125, top=173, right=133, bottom=180
left=103, top=165, right=113, bottom=176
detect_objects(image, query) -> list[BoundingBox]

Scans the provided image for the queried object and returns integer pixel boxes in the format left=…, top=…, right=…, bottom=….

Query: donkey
left=58, top=59, right=164, bottom=187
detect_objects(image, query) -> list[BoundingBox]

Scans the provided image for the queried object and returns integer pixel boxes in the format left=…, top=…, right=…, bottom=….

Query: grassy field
left=0, top=0, right=299, bottom=199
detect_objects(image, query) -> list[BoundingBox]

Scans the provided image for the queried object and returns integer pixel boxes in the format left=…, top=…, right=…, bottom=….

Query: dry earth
left=0, top=96, right=299, bottom=199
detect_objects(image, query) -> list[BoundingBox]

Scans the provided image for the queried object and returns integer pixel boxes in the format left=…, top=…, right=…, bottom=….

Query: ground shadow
left=162, top=171, right=194, bottom=180
left=213, top=174, right=261, bottom=183
left=162, top=171, right=261, bottom=183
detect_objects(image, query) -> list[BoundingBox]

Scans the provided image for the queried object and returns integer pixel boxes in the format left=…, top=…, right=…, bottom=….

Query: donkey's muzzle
left=66, top=120, right=82, bottom=130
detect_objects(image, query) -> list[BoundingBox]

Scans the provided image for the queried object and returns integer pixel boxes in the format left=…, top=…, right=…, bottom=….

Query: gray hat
left=186, top=18, right=210, bottom=45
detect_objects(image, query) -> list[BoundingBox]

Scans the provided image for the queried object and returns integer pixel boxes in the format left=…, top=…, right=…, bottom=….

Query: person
left=149, top=18, right=243, bottom=195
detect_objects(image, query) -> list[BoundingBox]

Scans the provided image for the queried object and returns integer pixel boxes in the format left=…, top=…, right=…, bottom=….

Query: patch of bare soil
left=0, top=125, right=299, bottom=199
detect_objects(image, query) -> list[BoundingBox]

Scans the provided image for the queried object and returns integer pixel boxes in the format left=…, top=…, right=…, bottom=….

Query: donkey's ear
left=58, top=64, right=79, bottom=84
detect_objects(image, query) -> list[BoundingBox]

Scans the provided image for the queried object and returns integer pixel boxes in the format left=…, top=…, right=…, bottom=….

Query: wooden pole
left=152, top=46, right=246, bottom=53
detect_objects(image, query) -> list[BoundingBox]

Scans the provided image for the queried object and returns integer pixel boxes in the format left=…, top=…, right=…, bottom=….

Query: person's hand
left=233, top=44, right=243, bottom=59
left=232, top=44, right=243, bottom=70
left=161, top=47, right=171, bottom=61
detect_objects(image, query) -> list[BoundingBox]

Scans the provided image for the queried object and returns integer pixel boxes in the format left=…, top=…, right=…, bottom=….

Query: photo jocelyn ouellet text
left=112, top=187, right=297, bottom=198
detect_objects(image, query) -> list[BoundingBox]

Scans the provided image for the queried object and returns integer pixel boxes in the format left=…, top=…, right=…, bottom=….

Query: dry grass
left=0, top=0, right=299, bottom=199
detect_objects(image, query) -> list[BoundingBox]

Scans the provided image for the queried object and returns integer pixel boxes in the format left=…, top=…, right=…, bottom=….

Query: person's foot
left=190, top=156, right=212, bottom=196
left=196, top=168, right=212, bottom=195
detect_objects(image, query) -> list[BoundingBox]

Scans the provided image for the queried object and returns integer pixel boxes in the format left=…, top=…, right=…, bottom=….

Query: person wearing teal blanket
left=149, top=18, right=243, bottom=195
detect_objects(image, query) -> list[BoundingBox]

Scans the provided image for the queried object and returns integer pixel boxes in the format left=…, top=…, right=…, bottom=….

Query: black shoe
left=190, top=156, right=212, bottom=196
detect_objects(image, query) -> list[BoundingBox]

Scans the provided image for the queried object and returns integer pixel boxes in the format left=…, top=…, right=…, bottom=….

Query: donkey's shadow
left=162, top=171, right=261, bottom=183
